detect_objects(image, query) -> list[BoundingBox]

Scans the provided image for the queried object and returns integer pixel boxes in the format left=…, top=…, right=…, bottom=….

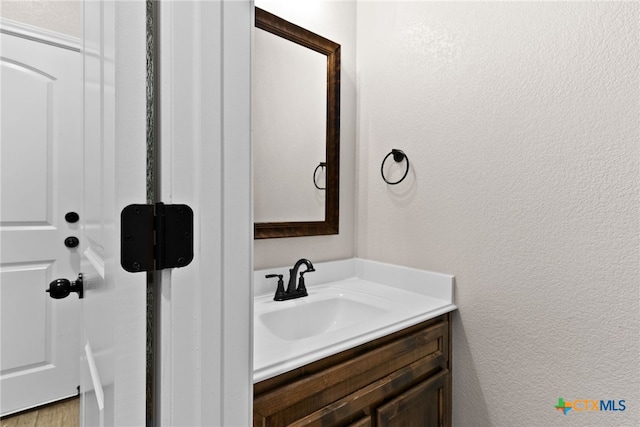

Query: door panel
left=79, top=1, right=147, bottom=426
left=0, top=61, right=52, bottom=222
left=376, top=370, right=449, bottom=426
left=0, top=31, right=82, bottom=416
left=1, top=263, right=50, bottom=370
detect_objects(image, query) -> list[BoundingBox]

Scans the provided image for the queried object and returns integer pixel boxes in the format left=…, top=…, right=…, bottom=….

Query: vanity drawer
left=253, top=313, right=450, bottom=427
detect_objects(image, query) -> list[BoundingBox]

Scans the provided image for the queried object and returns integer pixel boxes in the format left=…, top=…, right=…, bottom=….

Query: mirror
left=253, top=7, right=340, bottom=239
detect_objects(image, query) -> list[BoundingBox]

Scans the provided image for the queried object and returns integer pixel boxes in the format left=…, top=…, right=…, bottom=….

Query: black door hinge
left=121, top=203, right=194, bottom=273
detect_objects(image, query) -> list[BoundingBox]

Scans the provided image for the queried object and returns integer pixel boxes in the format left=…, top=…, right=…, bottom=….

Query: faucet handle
left=297, top=269, right=313, bottom=295
left=266, top=274, right=285, bottom=300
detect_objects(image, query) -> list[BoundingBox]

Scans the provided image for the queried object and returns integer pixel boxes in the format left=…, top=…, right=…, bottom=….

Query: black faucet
left=266, top=258, right=315, bottom=301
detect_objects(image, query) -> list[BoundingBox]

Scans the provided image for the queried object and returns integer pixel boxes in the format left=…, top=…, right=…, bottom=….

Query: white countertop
left=253, top=258, right=456, bottom=383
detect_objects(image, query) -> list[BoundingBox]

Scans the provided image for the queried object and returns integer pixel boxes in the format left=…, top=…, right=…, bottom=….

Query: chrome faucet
left=266, top=258, right=315, bottom=301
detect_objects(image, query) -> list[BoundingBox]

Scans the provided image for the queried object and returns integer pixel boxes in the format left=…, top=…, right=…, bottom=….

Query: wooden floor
left=1, top=398, right=79, bottom=427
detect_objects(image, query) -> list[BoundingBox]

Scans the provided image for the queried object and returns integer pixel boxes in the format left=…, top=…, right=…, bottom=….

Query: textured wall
left=253, top=0, right=357, bottom=269
left=357, top=2, right=639, bottom=426
left=0, top=1, right=81, bottom=37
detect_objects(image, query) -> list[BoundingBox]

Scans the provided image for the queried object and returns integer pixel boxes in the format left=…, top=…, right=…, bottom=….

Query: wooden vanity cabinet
left=253, top=313, right=451, bottom=427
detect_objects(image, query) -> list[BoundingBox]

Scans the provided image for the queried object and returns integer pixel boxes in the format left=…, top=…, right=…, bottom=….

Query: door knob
left=46, top=274, right=84, bottom=299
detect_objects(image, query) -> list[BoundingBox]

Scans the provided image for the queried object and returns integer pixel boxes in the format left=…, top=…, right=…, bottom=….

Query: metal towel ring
left=313, top=162, right=326, bottom=190
left=381, top=149, right=409, bottom=185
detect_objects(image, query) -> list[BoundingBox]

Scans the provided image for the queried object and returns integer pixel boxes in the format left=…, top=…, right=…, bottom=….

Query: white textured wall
left=357, top=2, right=639, bottom=426
left=253, top=0, right=357, bottom=269
left=0, top=1, right=81, bottom=37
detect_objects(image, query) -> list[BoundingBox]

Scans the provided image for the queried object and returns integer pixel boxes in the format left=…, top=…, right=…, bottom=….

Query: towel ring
left=381, top=149, right=409, bottom=185
left=313, top=162, right=326, bottom=190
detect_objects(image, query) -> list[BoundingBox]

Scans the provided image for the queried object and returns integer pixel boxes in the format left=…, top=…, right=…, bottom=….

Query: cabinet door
left=348, top=416, right=372, bottom=427
left=376, top=370, right=450, bottom=426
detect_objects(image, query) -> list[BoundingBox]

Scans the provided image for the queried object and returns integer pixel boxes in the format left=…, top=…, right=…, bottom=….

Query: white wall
left=0, top=1, right=81, bottom=37
left=253, top=0, right=357, bottom=269
left=357, top=2, right=639, bottom=426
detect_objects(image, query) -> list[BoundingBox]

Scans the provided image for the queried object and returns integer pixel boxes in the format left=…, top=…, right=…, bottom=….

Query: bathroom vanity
left=253, top=259, right=456, bottom=426
left=254, top=313, right=450, bottom=426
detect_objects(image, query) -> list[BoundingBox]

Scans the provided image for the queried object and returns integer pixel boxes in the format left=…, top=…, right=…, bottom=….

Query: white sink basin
left=259, top=296, right=386, bottom=341
left=253, top=269, right=456, bottom=383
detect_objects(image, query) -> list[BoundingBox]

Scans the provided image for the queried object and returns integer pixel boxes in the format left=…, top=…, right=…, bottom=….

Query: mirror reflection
left=253, top=7, right=340, bottom=239
left=253, top=25, right=326, bottom=223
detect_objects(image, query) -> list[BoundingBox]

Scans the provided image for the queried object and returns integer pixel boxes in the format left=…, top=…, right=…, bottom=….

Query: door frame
left=156, top=1, right=253, bottom=425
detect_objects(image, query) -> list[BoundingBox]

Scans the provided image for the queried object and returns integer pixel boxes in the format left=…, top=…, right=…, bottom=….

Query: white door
left=79, top=1, right=147, bottom=426
left=0, top=29, right=82, bottom=416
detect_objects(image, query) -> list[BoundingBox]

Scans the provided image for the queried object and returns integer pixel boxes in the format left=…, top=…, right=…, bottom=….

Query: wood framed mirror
left=253, top=7, right=340, bottom=239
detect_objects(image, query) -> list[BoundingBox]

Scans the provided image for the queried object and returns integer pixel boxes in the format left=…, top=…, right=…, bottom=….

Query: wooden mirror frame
left=254, top=7, right=341, bottom=239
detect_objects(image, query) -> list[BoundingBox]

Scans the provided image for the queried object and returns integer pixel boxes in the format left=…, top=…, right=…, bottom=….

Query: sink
left=259, top=294, right=386, bottom=341
left=253, top=261, right=456, bottom=383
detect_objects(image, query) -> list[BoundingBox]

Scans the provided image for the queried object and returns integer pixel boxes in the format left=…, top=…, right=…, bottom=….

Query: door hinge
left=121, top=203, right=194, bottom=273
